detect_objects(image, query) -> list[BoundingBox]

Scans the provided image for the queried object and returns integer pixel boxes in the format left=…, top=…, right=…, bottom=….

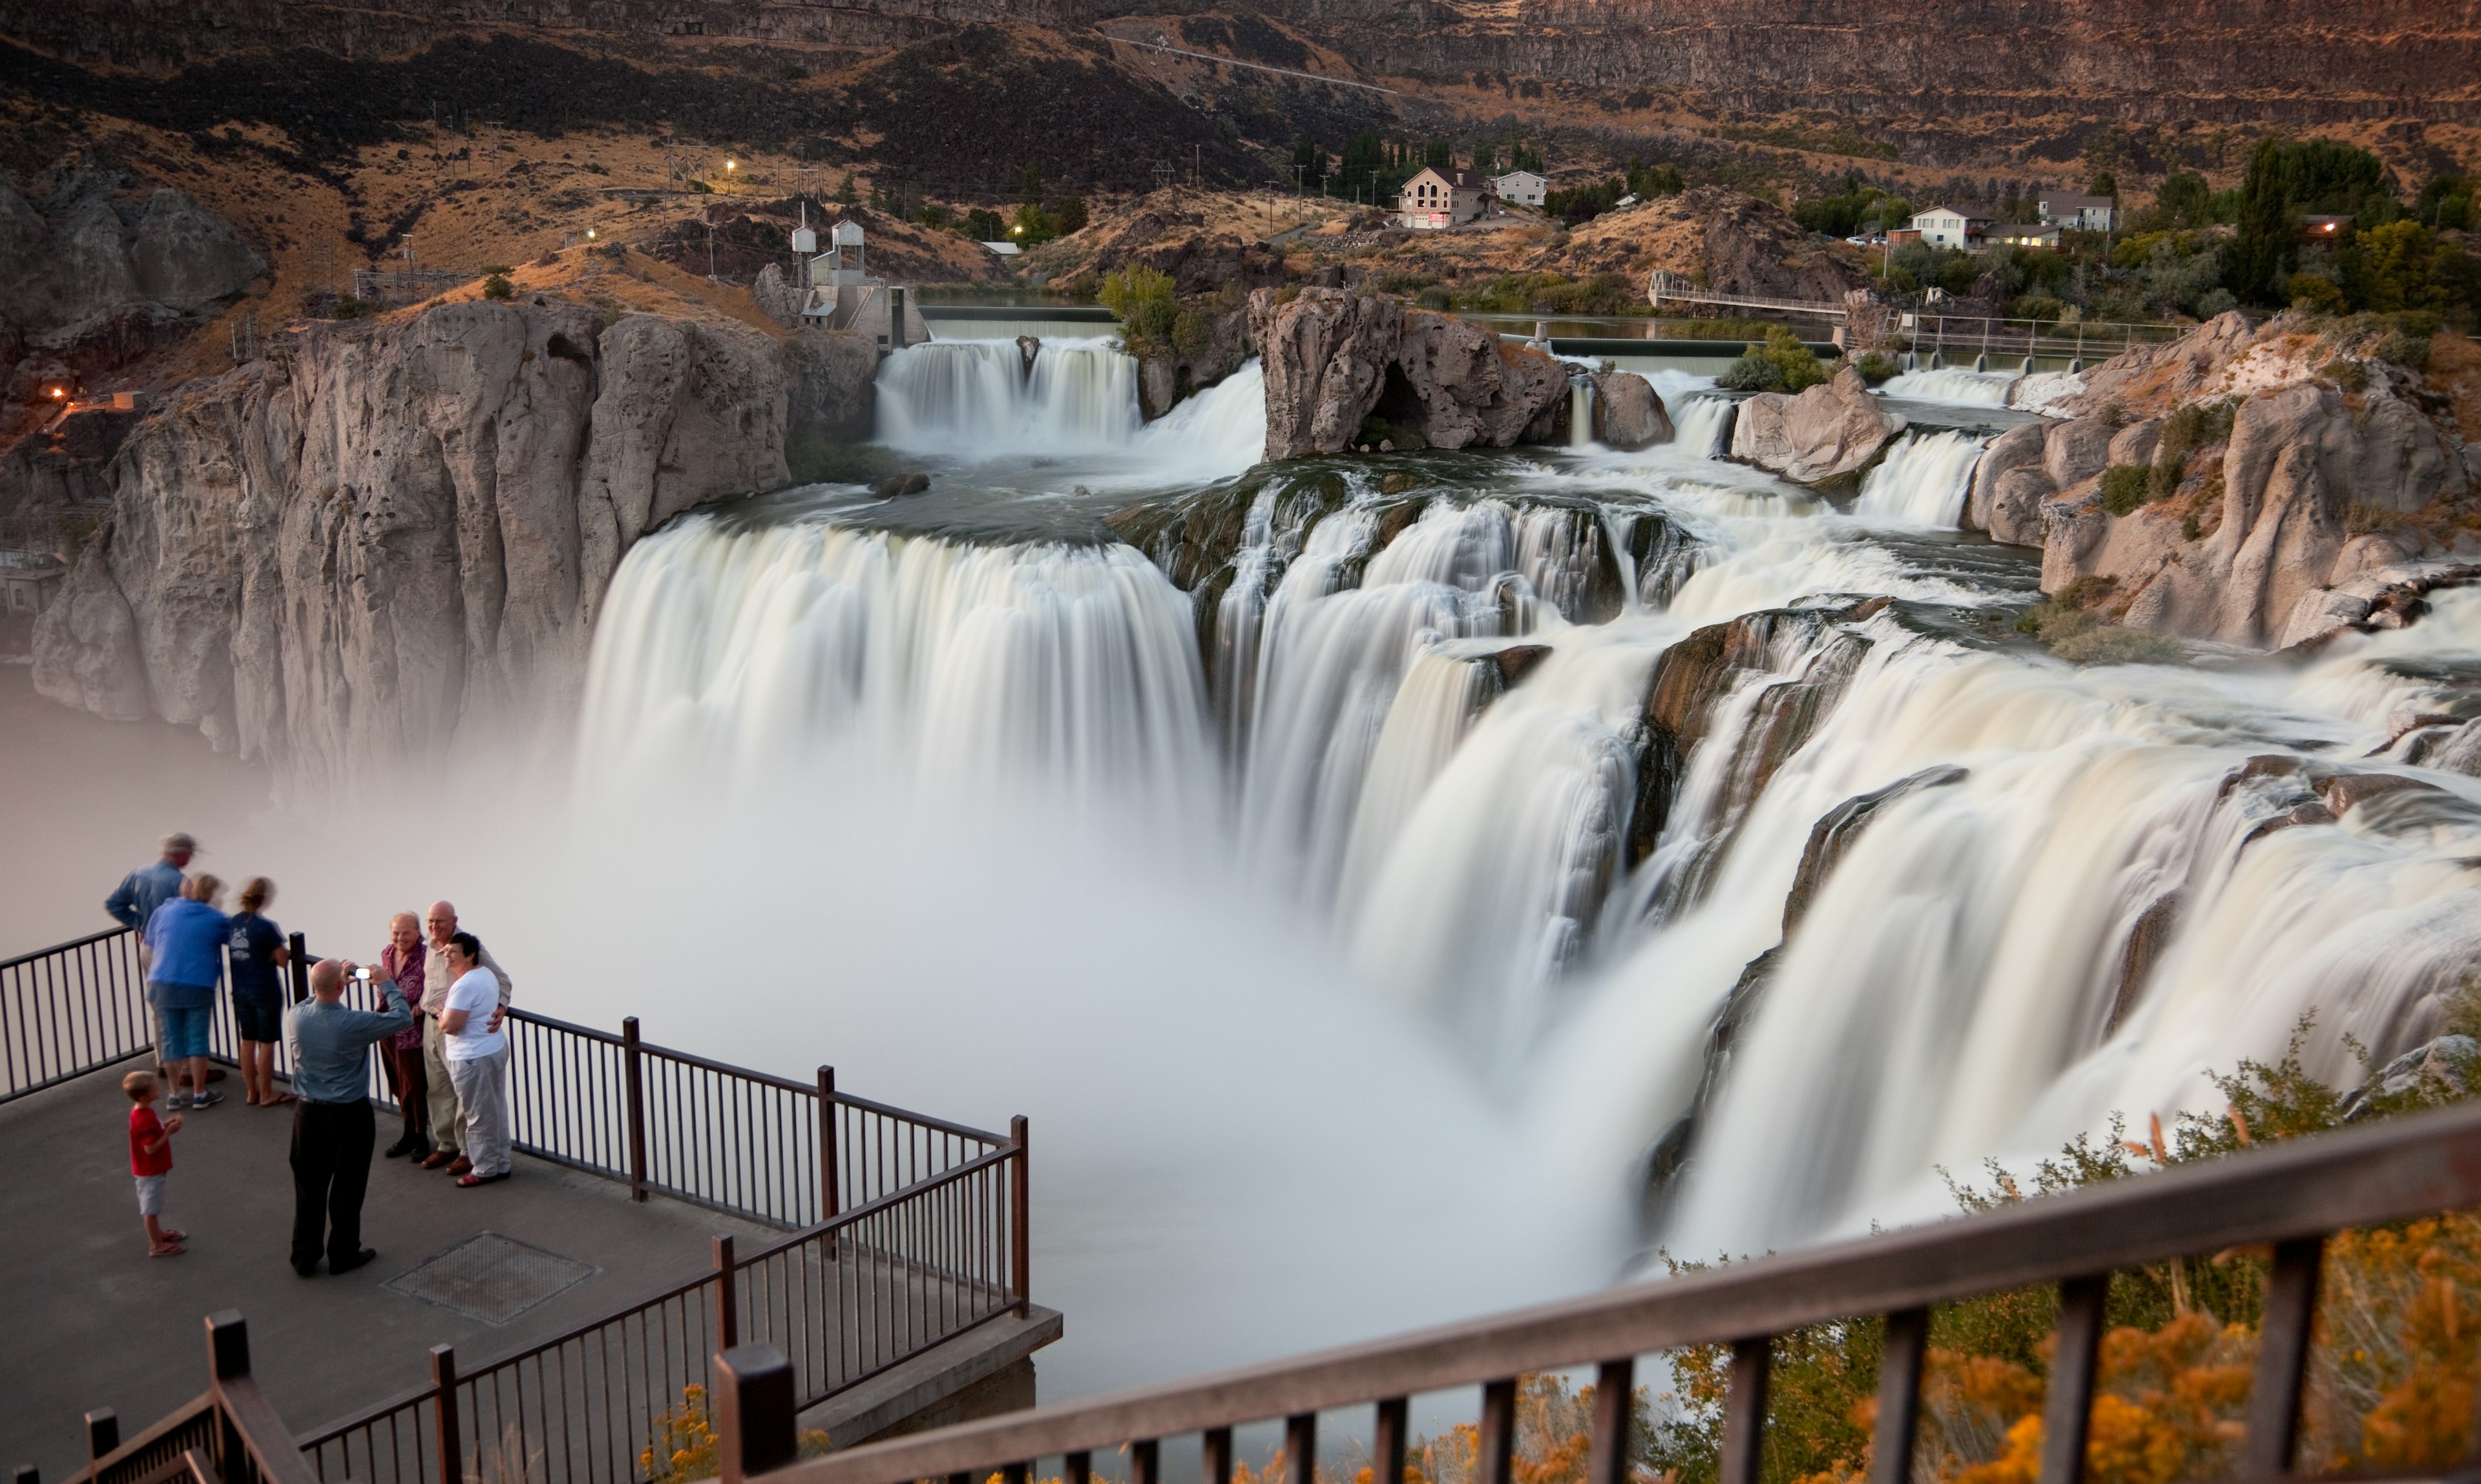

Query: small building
left=1987, top=222, right=2062, bottom=249
left=1398, top=167, right=1497, bottom=230
left=0, top=549, right=65, bottom=615
left=1492, top=170, right=1548, bottom=208
left=797, top=220, right=928, bottom=351
left=1909, top=205, right=1995, bottom=250
left=2303, top=214, right=2354, bottom=240
left=2038, top=193, right=2119, bottom=233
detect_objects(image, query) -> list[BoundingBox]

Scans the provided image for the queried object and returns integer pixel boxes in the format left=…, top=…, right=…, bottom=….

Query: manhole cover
left=384, top=1233, right=598, bottom=1325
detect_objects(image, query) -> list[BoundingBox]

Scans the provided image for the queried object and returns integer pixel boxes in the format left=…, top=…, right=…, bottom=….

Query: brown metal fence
left=78, top=1314, right=331, bottom=1484
left=720, top=1096, right=2481, bottom=1484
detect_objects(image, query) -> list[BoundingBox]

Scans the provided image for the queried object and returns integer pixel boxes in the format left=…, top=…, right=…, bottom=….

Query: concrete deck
left=0, top=1058, right=1056, bottom=1481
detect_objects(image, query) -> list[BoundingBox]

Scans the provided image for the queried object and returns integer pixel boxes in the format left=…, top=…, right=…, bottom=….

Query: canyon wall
left=5, top=0, right=2476, bottom=126
left=32, top=300, right=875, bottom=793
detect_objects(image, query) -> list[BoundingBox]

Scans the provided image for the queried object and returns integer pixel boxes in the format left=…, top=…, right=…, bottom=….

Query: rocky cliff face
left=32, top=300, right=875, bottom=792
left=1965, top=314, right=2481, bottom=651
left=1250, top=287, right=1567, bottom=460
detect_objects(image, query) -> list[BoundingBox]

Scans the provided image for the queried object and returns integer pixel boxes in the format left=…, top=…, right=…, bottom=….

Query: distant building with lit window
left=1398, top=168, right=1496, bottom=229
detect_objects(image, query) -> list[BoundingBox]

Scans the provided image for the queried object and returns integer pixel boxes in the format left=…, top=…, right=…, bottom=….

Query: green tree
left=1098, top=264, right=1180, bottom=353
left=2154, top=172, right=2213, bottom=229
left=1472, top=141, right=1499, bottom=176
left=1020, top=160, right=1045, bottom=209
left=834, top=172, right=858, bottom=205
left=2356, top=220, right=2449, bottom=312
left=1423, top=137, right=1454, bottom=171
left=1052, top=194, right=1089, bottom=234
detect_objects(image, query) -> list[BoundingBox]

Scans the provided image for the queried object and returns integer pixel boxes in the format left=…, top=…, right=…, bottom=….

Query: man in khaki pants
left=417, top=902, right=510, bottom=1176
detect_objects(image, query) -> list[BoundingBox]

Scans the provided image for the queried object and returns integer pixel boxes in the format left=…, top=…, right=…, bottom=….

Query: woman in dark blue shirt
left=227, top=877, right=293, bottom=1107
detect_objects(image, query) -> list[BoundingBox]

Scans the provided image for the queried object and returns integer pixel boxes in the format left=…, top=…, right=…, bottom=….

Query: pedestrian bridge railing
left=9, top=926, right=1031, bottom=1484
left=720, top=1096, right=2481, bottom=1484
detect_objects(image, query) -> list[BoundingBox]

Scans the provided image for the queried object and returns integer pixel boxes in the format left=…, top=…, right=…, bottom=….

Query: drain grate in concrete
left=384, top=1233, right=598, bottom=1325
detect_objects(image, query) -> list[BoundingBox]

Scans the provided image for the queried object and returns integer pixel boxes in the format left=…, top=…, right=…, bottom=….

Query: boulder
left=1728, top=366, right=1905, bottom=486
left=2044, top=415, right=2117, bottom=488
left=1250, top=287, right=1403, bottom=460
left=1964, top=422, right=2046, bottom=538
left=128, top=189, right=264, bottom=313
left=2106, top=419, right=2161, bottom=470
left=48, top=192, right=141, bottom=326
left=1593, top=370, right=1672, bottom=450
left=1984, top=465, right=2057, bottom=548
left=750, top=262, right=804, bottom=326
left=1385, top=310, right=1567, bottom=450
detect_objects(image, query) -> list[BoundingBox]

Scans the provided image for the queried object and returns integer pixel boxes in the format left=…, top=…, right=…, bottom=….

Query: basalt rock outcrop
left=1248, top=287, right=1566, bottom=461
left=1728, top=366, right=1906, bottom=488
left=1965, top=315, right=2481, bottom=651
left=1592, top=371, right=1671, bottom=450
left=32, top=300, right=874, bottom=793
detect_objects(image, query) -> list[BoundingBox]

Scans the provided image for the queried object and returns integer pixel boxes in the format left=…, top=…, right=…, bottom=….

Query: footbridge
left=1648, top=269, right=2190, bottom=370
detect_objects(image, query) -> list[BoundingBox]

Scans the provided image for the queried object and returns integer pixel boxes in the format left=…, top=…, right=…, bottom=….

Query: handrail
left=0, top=925, right=132, bottom=972
left=756, top=1096, right=2481, bottom=1484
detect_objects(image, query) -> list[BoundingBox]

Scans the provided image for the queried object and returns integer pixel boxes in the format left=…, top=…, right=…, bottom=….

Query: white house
left=2038, top=193, right=2119, bottom=233
left=1909, top=205, right=1994, bottom=249
left=1399, top=167, right=1496, bottom=229
left=1491, top=170, right=1547, bottom=208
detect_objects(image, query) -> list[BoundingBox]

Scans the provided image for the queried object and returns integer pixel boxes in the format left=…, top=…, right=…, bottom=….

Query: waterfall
left=578, top=516, right=1215, bottom=814
left=1881, top=368, right=2021, bottom=405
left=1133, top=361, right=1268, bottom=479
left=1671, top=396, right=1737, bottom=459
left=876, top=338, right=1142, bottom=454
left=1852, top=430, right=1991, bottom=527
left=1569, top=381, right=1595, bottom=450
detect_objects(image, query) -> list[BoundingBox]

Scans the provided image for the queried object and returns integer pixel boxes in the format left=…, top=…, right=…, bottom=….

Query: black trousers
left=290, top=1099, right=375, bottom=1271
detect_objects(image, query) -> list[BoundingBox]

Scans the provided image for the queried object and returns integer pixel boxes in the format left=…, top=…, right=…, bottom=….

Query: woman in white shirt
left=437, top=932, right=513, bottom=1186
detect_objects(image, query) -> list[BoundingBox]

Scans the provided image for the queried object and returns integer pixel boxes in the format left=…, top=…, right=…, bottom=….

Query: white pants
left=446, top=1045, right=512, bottom=1178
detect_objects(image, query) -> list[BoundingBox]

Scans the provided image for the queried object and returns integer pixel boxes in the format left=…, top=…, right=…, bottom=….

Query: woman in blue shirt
left=145, top=875, right=231, bottom=1110
left=227, top=877, right=294, bottom=1108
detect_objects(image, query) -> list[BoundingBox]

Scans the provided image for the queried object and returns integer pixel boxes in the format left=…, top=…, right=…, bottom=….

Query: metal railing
left=2, top=928, right=1008, bottom=1231
left=76, top=1314, right=319, bottom=1484
left=0, top=928, right=149, bottom=1103
left=712, top=1096, right=2481, bottom=1484
left=10, top=926, right=1032, bottom=1484
left=297, top=1130, right=1029, bottom=1484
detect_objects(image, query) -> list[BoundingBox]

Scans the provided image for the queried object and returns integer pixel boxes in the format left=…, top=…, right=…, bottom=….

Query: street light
left=726, top=159, right=737, bottom=172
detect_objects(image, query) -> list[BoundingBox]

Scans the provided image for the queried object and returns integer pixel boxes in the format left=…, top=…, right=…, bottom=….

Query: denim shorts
left=231, top=992, right=284, bottom=1044
left=157, top=1005, right=213, bottom=1061
left=134, top=1173, right=167, bottom=1216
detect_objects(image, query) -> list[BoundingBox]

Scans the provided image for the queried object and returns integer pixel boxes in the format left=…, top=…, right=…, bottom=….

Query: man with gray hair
left=106, top=833, right=206, bottom=1086
left=417, top=901, right=510, bottom=1176
left=284, top=958, right=414, bottom=1276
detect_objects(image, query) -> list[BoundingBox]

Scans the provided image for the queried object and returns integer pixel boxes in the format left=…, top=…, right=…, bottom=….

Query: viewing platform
left=0, top=929, right=1056, bottom=1484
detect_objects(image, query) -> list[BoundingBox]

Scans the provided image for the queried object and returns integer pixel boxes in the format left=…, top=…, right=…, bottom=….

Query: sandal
left=264, top=1091, right=297, bottom=1106
left=149, top=1243, right=185, bottom=1257
left=161, top=1228, right=187, bottom=1242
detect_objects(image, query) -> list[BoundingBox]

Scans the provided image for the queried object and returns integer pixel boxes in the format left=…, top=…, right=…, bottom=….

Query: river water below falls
left=573, top=338, right=2481, bottom=1378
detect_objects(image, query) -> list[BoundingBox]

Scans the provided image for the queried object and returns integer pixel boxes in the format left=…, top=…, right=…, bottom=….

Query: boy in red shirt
left=125, top=1069, right=185, bottom=1256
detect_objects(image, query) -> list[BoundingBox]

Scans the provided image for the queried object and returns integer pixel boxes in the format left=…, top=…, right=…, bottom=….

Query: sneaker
left=166, top=1092, right=191, bottom=1111
left=189, top=1089, right=224, bottom=1109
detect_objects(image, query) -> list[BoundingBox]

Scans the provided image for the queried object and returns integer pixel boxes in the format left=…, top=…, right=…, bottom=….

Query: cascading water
left=1881, top=367, right=2022, bottom=405
left=1852, top=429, right=1992, bottom=527
left=572, top=309, right=2481, bottom=1333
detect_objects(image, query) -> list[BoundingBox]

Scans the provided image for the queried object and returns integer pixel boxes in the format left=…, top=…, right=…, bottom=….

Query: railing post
left=207, top=1310, right=249, bottom=1380
left=713, top=1343, right=795, bottom=1484
left=2247, top=1237, right=2324, bottom=1477
left=1288, top=1412, right=1321, bottom=1484
left=1591, top=1359, right=1637, bottom=1484
left=1478, top=1383, right=1514, bottom=1484
left=714, top=1235, right=740, bottom=1352
left=286, top=933, right=308, bottom=1005
left=1375, top=1397, right=1408, bottom=1484
left=1204, top=1428, right=1233, bottom=1484
left=83, top=1411, right=118, bottom=1463
left=15, top=1464, right=39, bottom=1484
left=2037, top=1275, right=2111, bottom=1484
left=1010, top=1114, right=1031, bottom=1314
left=1719, top=1341, right=1767, bottom=1484
left=622, top=1017, right=647, bottom=1203
left=817, top=1066, right=838, bottom=1227
left=430, top=1345, right=461, bottom=1484
left=1131, top=1439, right=1160, bottom=1484
left=1870, top=1308, right=1931, bottom=1484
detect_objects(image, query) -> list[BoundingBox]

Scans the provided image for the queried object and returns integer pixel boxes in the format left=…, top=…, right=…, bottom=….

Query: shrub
left=2099, top=464, right=2152, bottom=515
left=2287, top=272, right=2349, bottom=315
left=2323, top=357, right=2372, bottom=392
left=1416, top=286, right=1452, bottom=311
left=1715, top=326, right=1828, bottom=393
left=2149, top=398, right=2237, bottom=500
left=2374, top=330, right=2433, bottom=367
left=1854, top=351, right=1898, bottom=386
left=328, top=295, right=374, bottom=320
left=2195, top=287, right=2239, bottom=317
left=481, top=275, right=514, bottom=300
left=1098, top=264, right=1179, bottom=353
